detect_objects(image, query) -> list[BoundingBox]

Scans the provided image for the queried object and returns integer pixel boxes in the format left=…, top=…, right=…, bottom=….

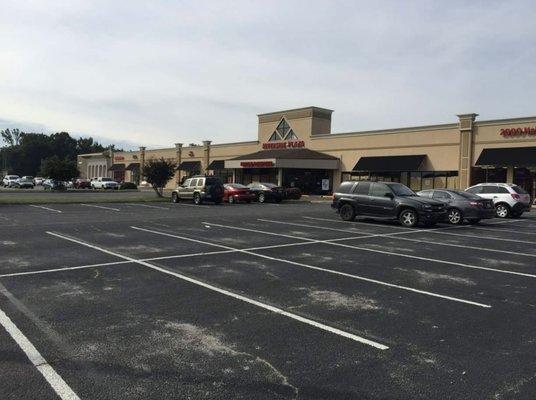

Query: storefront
left=77, top=106, right=536, bottom=199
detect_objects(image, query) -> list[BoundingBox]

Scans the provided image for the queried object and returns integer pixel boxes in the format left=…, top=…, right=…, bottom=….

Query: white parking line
left=207, top=222, right=536, bottom=279
left=470, top=226, right=536, bottom=236
left=172, top=203, right=210, bottom=208
left=127, top=203, right=170, bottom=210
left=80, top=204, right=120, bottom=212
left=261, top=219, right=536, bottom=258
left=46, top=231, right=389, bottom=350
left=428, top=230, right=536, bottom=245
left=132, top=226, right=491, bottom=308
left=303, top=216, right=411, bottom=231
left=0, top=307, right=80, bottom=400
left=0, top=234, right=369, bottom=279
left=29, top=205, right=62, bottom=213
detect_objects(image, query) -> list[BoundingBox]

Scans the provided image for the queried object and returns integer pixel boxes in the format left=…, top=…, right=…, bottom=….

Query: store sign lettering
left=114, top=156, right=125, bottom=161
left=240, top=161, right=274, bottom=168
left=262, top=141, right=305, bottom=150
left=500, top=127, right=536, bottom=137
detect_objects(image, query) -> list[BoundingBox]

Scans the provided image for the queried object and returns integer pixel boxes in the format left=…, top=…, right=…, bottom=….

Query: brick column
left=203, top=140, right=211, bottom=174
left=139, top=146, right=146, bottom=181
left=457, top=113, right=478, bottom=189
left=175, top=143, right=183, bottom=183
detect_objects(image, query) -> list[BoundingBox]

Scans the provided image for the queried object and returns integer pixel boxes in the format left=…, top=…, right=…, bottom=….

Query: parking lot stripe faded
left=46, top=231, right=389, bottom=350
left=208, top=221, right=536, bottom=279
left=260, top=219, right=536, bottom=259
left=80, top=204, right=121, bottom=211
left=127, top=203, right=170, bottom=210
left=29, top=205, right=62, bottom=213
left=428, top=230, right=536, bottom=245
left=133, top=225, right=491, bottom=308
left=0, top=307, right=80, bottom=400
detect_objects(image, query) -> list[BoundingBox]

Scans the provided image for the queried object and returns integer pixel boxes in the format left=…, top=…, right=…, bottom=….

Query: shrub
left=120, top=182, right=138, bottom=190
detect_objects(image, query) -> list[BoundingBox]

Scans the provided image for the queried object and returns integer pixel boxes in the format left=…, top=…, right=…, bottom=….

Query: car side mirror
left=385, top=192, right=394, bottom=199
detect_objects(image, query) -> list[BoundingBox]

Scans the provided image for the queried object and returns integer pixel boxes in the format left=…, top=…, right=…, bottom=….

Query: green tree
left=0, top=128, right=24, bottom=146
left=76, top=137, right=106, bottom=154
left=40, top=156, right=79, bottom=181
left=142, top=158, right=175, bottom=197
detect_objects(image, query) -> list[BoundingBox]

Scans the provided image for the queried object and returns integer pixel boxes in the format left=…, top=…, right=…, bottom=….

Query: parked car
left=284, top=187, right=302, bottom=200
left=2, top=175, right=20, bottom=187
left=465, top=183, right=531, bottom=218
left=247, top=182, right=285, bottom=203
left=33, top=177, right=45, bottom=186
left=43, top=179, right=66, bottom=191
left=64, top=180, right=74, bottom=189
left=332, top=181, right=446, bottom=227
left=417, top=189, right=495, bottom=224
left=223, top=183, right=255, bottom=204
left=73, top=178, right=92, bottom=189
left=171, top=175, right=224, bottom=205
left=91, top=177, right=119, bottom=190
left=13, top=176, right=35, bottom=189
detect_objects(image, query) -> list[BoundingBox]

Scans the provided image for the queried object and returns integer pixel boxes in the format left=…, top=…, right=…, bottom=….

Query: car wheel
left=275, top=198, right=282, bottom=203
left=258, top=193, right=266, bottom=203
left=468, top=219, right=481, bottom=225
left=246, top=199, right=252, bottom=204
left=193, top=193, right=202, bottom=205
left=171, top=192, right=179, bottom=203
left=399, top=209, right=418, bottom=227
left=447, top=208, right=463, bottom=225
left=495, top=203, right=510, bottom=218
left=339, top=204, right=356, bottom=221
left=511, top=211, right=523, bottom=218
left=228, top=196, right=235, bottom=204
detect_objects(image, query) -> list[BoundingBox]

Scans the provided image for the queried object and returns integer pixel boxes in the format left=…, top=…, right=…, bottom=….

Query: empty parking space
left=1, top=202, right=536, bottom=399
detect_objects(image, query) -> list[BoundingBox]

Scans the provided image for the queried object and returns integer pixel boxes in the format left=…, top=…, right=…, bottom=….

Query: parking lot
left=1, top=201, right=536, bottom=399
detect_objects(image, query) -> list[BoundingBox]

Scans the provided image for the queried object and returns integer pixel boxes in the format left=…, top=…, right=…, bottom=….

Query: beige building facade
left=78, top=106, right=536, bottom=197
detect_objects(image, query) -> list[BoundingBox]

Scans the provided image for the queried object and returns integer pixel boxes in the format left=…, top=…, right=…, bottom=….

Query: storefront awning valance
left=108, top=163, right=125, bottom=171
left=475, top=147, right=536, bottom=167
left=225, top=148, right=339, bottom=170
left=126, top=163, right=140, bottom=171
left=177, top=161, right=201, bottom=171
left=208, top=160, right=226, bottom=170
left=352, top=155, right=426, bottom=172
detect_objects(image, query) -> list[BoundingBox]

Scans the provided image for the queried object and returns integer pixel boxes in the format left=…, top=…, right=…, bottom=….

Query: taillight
left=511, top=194, right=521, bottom=200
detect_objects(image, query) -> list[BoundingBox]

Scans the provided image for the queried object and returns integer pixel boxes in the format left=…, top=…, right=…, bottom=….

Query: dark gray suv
left=171, top=176, right=224, bottom=205
left=332, top=181, right=446, bottom=227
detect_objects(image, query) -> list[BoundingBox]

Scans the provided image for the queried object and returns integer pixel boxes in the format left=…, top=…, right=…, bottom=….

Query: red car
left=74, top=178, right=91, bottom=189
left=223, top=184, right=255, bottom=204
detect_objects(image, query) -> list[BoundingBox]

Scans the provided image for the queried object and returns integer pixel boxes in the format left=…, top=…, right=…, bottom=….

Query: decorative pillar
left=457, top=113, right=478, bottom=189
left=175, top=143, right=183, bottom=183
left=139, top=146, right=146, bottom=181
left=277, top=168, right=283, bottom=186
left=203, top=140, right=211, bottom=174
left=506, top=166, right=514, bottom=183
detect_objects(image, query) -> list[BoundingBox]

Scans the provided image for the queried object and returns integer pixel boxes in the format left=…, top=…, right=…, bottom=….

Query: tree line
left=0, top=128, right=115, bottom=179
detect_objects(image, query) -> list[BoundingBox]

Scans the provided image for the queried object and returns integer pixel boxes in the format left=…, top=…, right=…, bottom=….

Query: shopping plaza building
left=78, top=106, right=536, bottom=197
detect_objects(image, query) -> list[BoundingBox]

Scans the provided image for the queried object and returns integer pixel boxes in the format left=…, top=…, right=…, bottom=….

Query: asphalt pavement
left=0, top=201, right=535, bottom=399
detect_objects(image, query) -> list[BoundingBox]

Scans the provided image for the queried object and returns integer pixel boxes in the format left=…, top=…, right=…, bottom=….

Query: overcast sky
left=1, top=1, right=535, bottom=149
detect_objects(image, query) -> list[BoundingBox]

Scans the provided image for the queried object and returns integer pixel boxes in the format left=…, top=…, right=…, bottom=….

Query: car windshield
left=101, top=178, right=112, bottom=182
left=205, top=177, right=222, bottom=185
left=453, top=191, right=481, bottom=200
left=512, top=185, right=528, bottom=194
left=226, top=184, right=247, bottom=189
left=388, top=183, right=416, bottom=196
left=262, top=183, right=278, bottom=188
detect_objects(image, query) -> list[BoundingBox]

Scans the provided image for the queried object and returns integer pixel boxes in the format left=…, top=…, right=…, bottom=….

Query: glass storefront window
left=421, top=172, right=434, bottom=190
left=446, top=171, right=458, bottom=189
left=433, top=171, right=447, bottom=189
left=410, top=172, right=421, bottom=191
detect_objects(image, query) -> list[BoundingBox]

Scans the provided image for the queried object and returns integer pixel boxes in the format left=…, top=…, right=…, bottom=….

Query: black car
left=247, top=182, right=285, bottom=203
left=417, top=189, right=495, bottom=224
left=331, top=181, right=446, bottom=227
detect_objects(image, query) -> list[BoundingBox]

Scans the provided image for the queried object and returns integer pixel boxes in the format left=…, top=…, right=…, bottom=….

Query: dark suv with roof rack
left=331, top=181, right=446, bottom=227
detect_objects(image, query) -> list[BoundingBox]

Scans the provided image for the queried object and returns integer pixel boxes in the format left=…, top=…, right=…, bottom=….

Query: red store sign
left=500, top=127, right=536, bottom=137
left=114, top=156, right=125, bottom=161
left=262, top=140, right=305, bottom=150
left=240, top=161, right=274, bottom=168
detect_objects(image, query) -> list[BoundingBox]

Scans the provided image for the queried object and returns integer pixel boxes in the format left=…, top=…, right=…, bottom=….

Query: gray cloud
left=1, top=0, right=535, bottom=147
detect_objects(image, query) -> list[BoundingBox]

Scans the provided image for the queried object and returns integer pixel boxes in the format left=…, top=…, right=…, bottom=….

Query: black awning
left=108, top=163, right=125, bottom=171
left=352, top=155, right=426, bottom=172
left=208, top=160, right=226, bottom=170
left=125, top=163, right=140, bottom=171
left=177, top=161, right=201, bottom=171
left=475, top=147, right=536, bottom=167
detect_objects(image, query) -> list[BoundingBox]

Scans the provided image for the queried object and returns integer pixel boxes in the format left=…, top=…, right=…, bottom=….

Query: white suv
left=91, top=177, right=119, bottom=190
left=466, top=183, right=531, bottom=218
left=2, top=175, right=20, bottom=187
